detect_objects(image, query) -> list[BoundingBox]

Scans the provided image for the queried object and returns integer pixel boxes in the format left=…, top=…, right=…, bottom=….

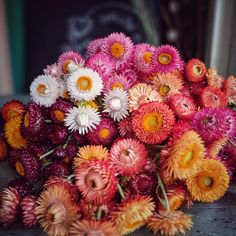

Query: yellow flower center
left=15, top=161, right=25, bottom=176
left=111, top=82, right=124, bottom=90
left=99, top=128, right=110, bottom=139
left=182, top=150, right=193, bottom=166
left=143, top=52, right=152, bottom=64
left=158, top=53, right=172, bottom=65
left=203, top=177, right=213, bottom=187
left=111, top=42, right=125, bottom=59
left=54, top=110, right=65, bottom=122
left=24, top=112, right=29, bottom=128
left=36, top=84, right=47, bottom=95
left=62, top=60, right=72, bottom=74
left=159, top=85, right=170, bottom=96
left=77, top=76, right=93, bottom=91
left=193, top=64, right=202, bottom=75
left=142, top=112, right=163, bottom=133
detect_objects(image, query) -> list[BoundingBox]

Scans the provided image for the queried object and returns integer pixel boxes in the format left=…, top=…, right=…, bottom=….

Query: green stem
left=63, top=135, right=72, bottom=149
left=45, top=119, right=52, bottom=123
left=97, top=206, right=102, bottom=220
left=39, top=148, right=55, bottom=160
left=117, top=183, right=125, bottom=199
left=156, top=173, right=170, bottom=213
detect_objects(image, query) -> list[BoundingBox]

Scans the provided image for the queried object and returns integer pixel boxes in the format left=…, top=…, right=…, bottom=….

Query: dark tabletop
left=0, top=95, right=236, bottom=236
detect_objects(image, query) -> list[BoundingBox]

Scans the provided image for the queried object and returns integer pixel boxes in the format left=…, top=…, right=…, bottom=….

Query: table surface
left=0, top=95, right=236, bottom=236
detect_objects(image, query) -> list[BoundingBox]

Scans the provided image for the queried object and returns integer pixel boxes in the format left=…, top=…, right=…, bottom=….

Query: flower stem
left=117, top=183, right=125, bottom=199
left=156, top=173, right=170, bottom=213
left=67, top=174, right=75, bottom=182
left=63, top=135, right=72, bottom=149
left=39, top=148, right=55, bottom=160
left=97, top=206, right=102, bottom=220
left=228, top=139, right=236, bottom=148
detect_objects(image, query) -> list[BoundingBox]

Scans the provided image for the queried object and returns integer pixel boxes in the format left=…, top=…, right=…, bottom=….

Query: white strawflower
left=30, top=75, right=59, bottom=107
left=103, top=88, right=129, bottom=121
left=66, top=68, right=103, bottom=101
left=64, top=106, right=101, bottom=134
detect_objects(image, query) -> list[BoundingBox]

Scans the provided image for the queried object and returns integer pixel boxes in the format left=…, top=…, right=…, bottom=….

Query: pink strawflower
left=75, top=160, right=117, bottom=205
left=171, top=120, right=192, bottom=140
left=58, top=51, right=84, bottom=74
left=110, top=138, right=148, bottom=176
left=120, top=69, right=139, bottom=86
left=192, top=108, right=235, bottom=143
left=133, top=43, right=156, bottom=74
left=118, top=116, right=135, bottom=138
left=104, top=74, right=132, bottom=92
left=206, top=67, right=224, bottom=89
left=201, top=86, right=227, bottom=108
left=43, top=63, right=62, bottom=78
left=101, top=32, right=134, bottom=70
left=20, top=195, right=37, bottom=227
left=86, top=38, right=104, bottom=56
left=153, top=45, right=184, bottom=73
left=85, top=53, right=115, bottom=81
left=86, top=118, right=118, bottom=146
left=170, top=94, right=197, bottom=120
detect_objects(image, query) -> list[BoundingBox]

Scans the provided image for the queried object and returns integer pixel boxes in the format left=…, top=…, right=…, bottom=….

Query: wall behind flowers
left=2, top=0, right=236, bottom=95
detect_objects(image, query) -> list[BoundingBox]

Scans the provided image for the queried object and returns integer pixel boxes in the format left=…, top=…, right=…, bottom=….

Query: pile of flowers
left=0, top=32, right=236, bottom=236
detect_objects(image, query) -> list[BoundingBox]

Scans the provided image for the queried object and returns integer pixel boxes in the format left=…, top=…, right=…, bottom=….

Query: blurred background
left=0, top=0, right=236, bottom=96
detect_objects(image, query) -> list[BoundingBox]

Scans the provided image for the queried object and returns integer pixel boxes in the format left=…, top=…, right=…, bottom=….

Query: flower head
left=132, top=102, right=175, bottom=144
left=49, top=98, right=73, bottom=123
left=70, top=219, right=120, bottom=236
left=101, top=32, right=134, bottom=70
left=21, top=102, right=45, bottom=137
left=20, top=195, right=37, bottom=227
left=43, top=63, right=61, bottom=78
left=4, top=116, right=27, bottom=149
left=192, top=108, right=234, bottom=143
left=85, top=53, right=115, bottom=81
left=186, top=159, right=230, bottom=202
left=185, top=58, right=206, bottom=82
left=66, top=68, right=103, bottom=101
left=74, top=145, right=109, bottom=168
left=133, top=43, right=156, bottom=74
left=86, top=38, right=104, bottom=56
left=152, top=73, right=183, bottom=99
left=206, top=66, right=224, bottom=89
left=36, top=185, right=79, bottom=236
left=0, top=187, right=20, bottom=226
left=103, top=88, right=129, bottom=121
left=110, top=196, right=155, bottom=235
left=105, top=74, right=132, bottom=92
left=75, top=160, right=117, bottom=205
left=170, top=94, right=197, bottom=120
left=153, top=45, right=184, bottom=73
left=64, top=106, right=101, bottom=134
left=30, top=75, right=60, bottom=107
left=168, top=131, right=205, bottom=180
left=118, top=116, right=135, bottom=138
left=128, top=83, right=162, bottom=112
left=110, top=138, right=148, bottom=176
left=86, top=118, right=117, bottom=146
left=58, top=79, right=70, bottom=99
left=1, top=99, right=25, bottom=121
left=147, top=210, right=193, bottom=236
left=58, top=51, right=84, bottom=74
left=201, top=86, right=227, bottom=108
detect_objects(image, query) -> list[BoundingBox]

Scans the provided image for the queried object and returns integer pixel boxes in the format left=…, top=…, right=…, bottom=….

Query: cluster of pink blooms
left=0, top=32, right=236, bottom=236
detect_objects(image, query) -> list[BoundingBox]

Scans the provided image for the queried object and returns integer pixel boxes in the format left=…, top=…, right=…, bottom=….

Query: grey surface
left=1, top=95, right=236, bottom=236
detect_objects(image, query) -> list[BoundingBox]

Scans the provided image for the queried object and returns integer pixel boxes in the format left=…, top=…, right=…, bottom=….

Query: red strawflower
left=185, top=58, right=206, bottom=82
left=75, top=160, right=117, bottom=205
left=9, top=178, right=33, bottom=198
